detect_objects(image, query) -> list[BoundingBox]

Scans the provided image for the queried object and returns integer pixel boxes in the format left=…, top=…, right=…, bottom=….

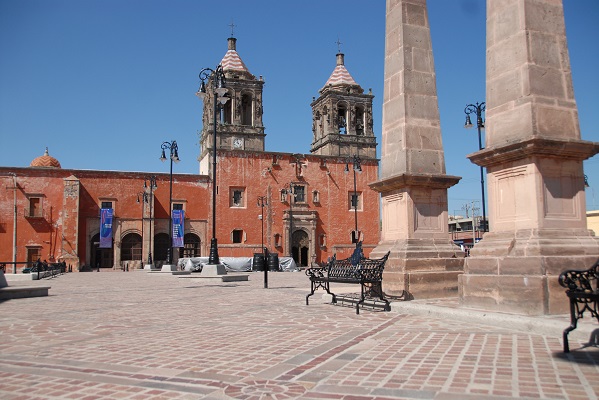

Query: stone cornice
left=368, top=173, right=461, bottom=193
left=468, top=138, right=599, bottom=168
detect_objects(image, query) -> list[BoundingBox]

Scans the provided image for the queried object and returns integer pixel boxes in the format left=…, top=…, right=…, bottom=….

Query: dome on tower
left=220, top=37, right=254, bottom=78
left=30, top=147, right=61, bottom=168
left=321, top=53, right=363, bottom=93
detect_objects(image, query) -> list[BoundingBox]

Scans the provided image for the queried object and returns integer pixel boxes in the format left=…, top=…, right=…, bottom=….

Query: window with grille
left=27, top=197, right=43, bottom=217
left=348, top=192, right=362, bottom=211
left=232, top=229, right=243, bottom=243
left=230, top=188, right=245, bottom=207
left=293, top=185, right=306, bottom=203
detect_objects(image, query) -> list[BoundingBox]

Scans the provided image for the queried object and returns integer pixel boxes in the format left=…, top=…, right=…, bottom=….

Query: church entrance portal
left=291, top=230, right=309, bottom=268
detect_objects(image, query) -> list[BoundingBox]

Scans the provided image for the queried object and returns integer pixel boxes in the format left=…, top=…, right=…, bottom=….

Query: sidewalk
left=0, top=270, right=597, bottom=399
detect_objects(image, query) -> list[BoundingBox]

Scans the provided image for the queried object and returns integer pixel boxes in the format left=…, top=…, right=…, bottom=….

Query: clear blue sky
left=1, top=0, right=598, bottom=214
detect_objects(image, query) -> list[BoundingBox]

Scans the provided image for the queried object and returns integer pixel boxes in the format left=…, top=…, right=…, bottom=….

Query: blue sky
left=1, top=0, right=598, bottom=214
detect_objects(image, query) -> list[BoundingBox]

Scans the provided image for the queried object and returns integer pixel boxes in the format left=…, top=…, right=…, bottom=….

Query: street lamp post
left=464, top=102, right=487, bottom=232
left=160, top=141, right=179, bottom=267
left=345, top=155, right=362, bottom=246
left=257, top=195, right=268, bottom=288
left=144, top=176, right=157, bottom=266
left=196, top=65, right=229, bottom=265
left=136, top=191, right=148, bottom=267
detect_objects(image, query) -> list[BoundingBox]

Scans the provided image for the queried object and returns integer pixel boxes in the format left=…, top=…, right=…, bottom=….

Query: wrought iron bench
left=558, top=260, right=599, bottom=352
left=306, top=245, right=391, bottom=314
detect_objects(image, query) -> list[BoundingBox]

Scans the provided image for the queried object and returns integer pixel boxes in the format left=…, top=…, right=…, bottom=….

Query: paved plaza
left=1, top=270, right=598, bottom=400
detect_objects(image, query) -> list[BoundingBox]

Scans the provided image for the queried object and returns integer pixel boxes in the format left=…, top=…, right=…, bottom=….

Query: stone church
left=0, top=36, right=382, bottom=271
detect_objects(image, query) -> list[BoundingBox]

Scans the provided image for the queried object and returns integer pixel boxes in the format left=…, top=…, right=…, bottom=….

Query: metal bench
left=306, top=244, right=390, bottom=314
left=558, top=260, right=599, bottom=352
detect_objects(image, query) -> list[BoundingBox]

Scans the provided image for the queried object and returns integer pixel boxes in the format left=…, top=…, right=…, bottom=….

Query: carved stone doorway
left=291, top=230, right=309, bottom=268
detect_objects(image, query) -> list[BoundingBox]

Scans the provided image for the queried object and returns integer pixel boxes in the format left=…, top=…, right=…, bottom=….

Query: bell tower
left=310, top=52, right=377, bottom=159
left=198, top=36, right=265, bottom=173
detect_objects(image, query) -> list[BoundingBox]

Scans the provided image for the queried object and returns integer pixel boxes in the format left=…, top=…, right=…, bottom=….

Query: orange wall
left=0, top=167, right=210, bottom=269
left=214, top=151, right=380, bottom=261
left=0, top=153, right=381, bottom=269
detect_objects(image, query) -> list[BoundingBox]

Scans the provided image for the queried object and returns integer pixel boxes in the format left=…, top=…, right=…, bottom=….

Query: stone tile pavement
left=0, top=270, right=597, bottom=399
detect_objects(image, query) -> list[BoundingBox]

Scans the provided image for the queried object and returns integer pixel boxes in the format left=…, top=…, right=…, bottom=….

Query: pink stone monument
left=370, top=0, right=464, bottom=299
left=460, top=0, right=599, bottom=315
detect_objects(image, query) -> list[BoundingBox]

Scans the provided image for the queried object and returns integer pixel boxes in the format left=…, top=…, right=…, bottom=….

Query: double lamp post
left=196, top=65, right=230, bottom=265
left=464, top=101, right=487, bottom=234
left=160, top=141, right=179, bottom=266
left=345, top=155, right=362, bottom=246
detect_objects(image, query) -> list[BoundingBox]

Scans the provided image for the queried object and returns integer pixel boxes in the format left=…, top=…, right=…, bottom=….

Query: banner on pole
left=172, top=209, right=184, bottom=248
left=100, top=208, right=113, bottom=248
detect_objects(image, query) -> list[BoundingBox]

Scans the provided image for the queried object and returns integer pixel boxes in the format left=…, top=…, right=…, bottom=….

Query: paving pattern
left=0, top=270, right=597, bottom=399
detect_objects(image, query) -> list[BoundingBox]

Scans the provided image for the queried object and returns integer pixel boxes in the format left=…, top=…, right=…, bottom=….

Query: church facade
left=0, top=37, right=381, bottom=271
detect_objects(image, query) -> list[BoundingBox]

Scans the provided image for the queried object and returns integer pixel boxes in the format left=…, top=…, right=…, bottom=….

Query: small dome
left=321, top=53, right=363, bottom=93
left=30, top=147, right=61, bottom=168
left=219, top=37, right=255, bottom=80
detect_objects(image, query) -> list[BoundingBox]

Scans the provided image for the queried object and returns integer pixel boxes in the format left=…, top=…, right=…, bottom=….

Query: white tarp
left=179, top=256, right=299, bottom=272
left=278, top=257, right=299, bottom=272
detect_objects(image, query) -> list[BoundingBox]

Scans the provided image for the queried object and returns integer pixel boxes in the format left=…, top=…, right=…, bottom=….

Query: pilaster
left=61, top=176, right=80, bottom=268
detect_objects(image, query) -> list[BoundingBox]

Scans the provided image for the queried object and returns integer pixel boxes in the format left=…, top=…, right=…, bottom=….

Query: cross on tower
left=335, top=37, right=343, bottom=53
left=229, top=21, right=236, bottom=37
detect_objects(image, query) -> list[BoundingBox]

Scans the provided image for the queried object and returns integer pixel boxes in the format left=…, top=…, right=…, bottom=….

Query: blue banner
left=172, top=209, right=184, bottom=248
left=100, top=208, right=113, bottom=248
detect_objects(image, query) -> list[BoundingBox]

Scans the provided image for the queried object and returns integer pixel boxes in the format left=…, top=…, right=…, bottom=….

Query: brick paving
left=0, top=270, right=597, bottom=399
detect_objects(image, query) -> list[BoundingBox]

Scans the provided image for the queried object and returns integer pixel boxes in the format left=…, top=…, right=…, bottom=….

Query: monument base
left=0, top=271, right=51, bottom=299
left=371, top=238, right=464, bottom=299
left=460, top=229, right=599, bottom=315
left=201, top=264, right=227, bottom=276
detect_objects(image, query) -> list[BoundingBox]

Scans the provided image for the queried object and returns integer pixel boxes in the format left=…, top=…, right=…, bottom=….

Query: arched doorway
left=90, top=233, right=113, bottom=269
left=121, top=233, right=142, bottom=261
left=291, top=230, right=309, bottom=268
left=180, top=233, right=201, bottom=258
left=154, top=233, right=169, bottom=263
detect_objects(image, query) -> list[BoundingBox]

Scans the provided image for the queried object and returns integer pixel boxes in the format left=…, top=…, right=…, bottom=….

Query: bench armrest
left=306, top=267, right=327, bottom=279
left=558, top=261, right=599, bottom=292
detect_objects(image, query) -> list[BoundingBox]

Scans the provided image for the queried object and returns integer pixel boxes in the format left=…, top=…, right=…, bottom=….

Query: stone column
left=460, top=0, right=599, bottom=315
left=369, top=0, right=463, bottom=299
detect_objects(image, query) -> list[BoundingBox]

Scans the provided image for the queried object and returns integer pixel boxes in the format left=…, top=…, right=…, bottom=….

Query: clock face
left=233, top=138, right=243, bottom=149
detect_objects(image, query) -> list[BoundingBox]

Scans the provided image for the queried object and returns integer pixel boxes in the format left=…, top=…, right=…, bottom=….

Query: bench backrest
left=558, top=260, right=599, bottom=292
left=327, top=252, right=390, bottom=281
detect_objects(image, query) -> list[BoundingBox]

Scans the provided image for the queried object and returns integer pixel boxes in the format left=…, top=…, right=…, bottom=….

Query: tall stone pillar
left=460, top=0, right=599, bottom=315
left=369, top=0, right=463, bottom=299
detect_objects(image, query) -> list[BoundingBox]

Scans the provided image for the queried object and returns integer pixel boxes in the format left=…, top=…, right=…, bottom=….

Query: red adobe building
left=0, top=36, right=381, bottom=272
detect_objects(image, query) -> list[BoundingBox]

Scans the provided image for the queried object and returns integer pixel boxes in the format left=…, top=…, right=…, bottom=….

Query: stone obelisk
left=459, top=0, right=599, bottom=315
left=369, top=0, right=463, bottom=299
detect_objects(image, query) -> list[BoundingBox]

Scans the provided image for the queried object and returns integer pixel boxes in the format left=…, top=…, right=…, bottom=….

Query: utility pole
left=461, top=203, right=471, bottom=218
left=471, top=201, right=480, bottom=245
